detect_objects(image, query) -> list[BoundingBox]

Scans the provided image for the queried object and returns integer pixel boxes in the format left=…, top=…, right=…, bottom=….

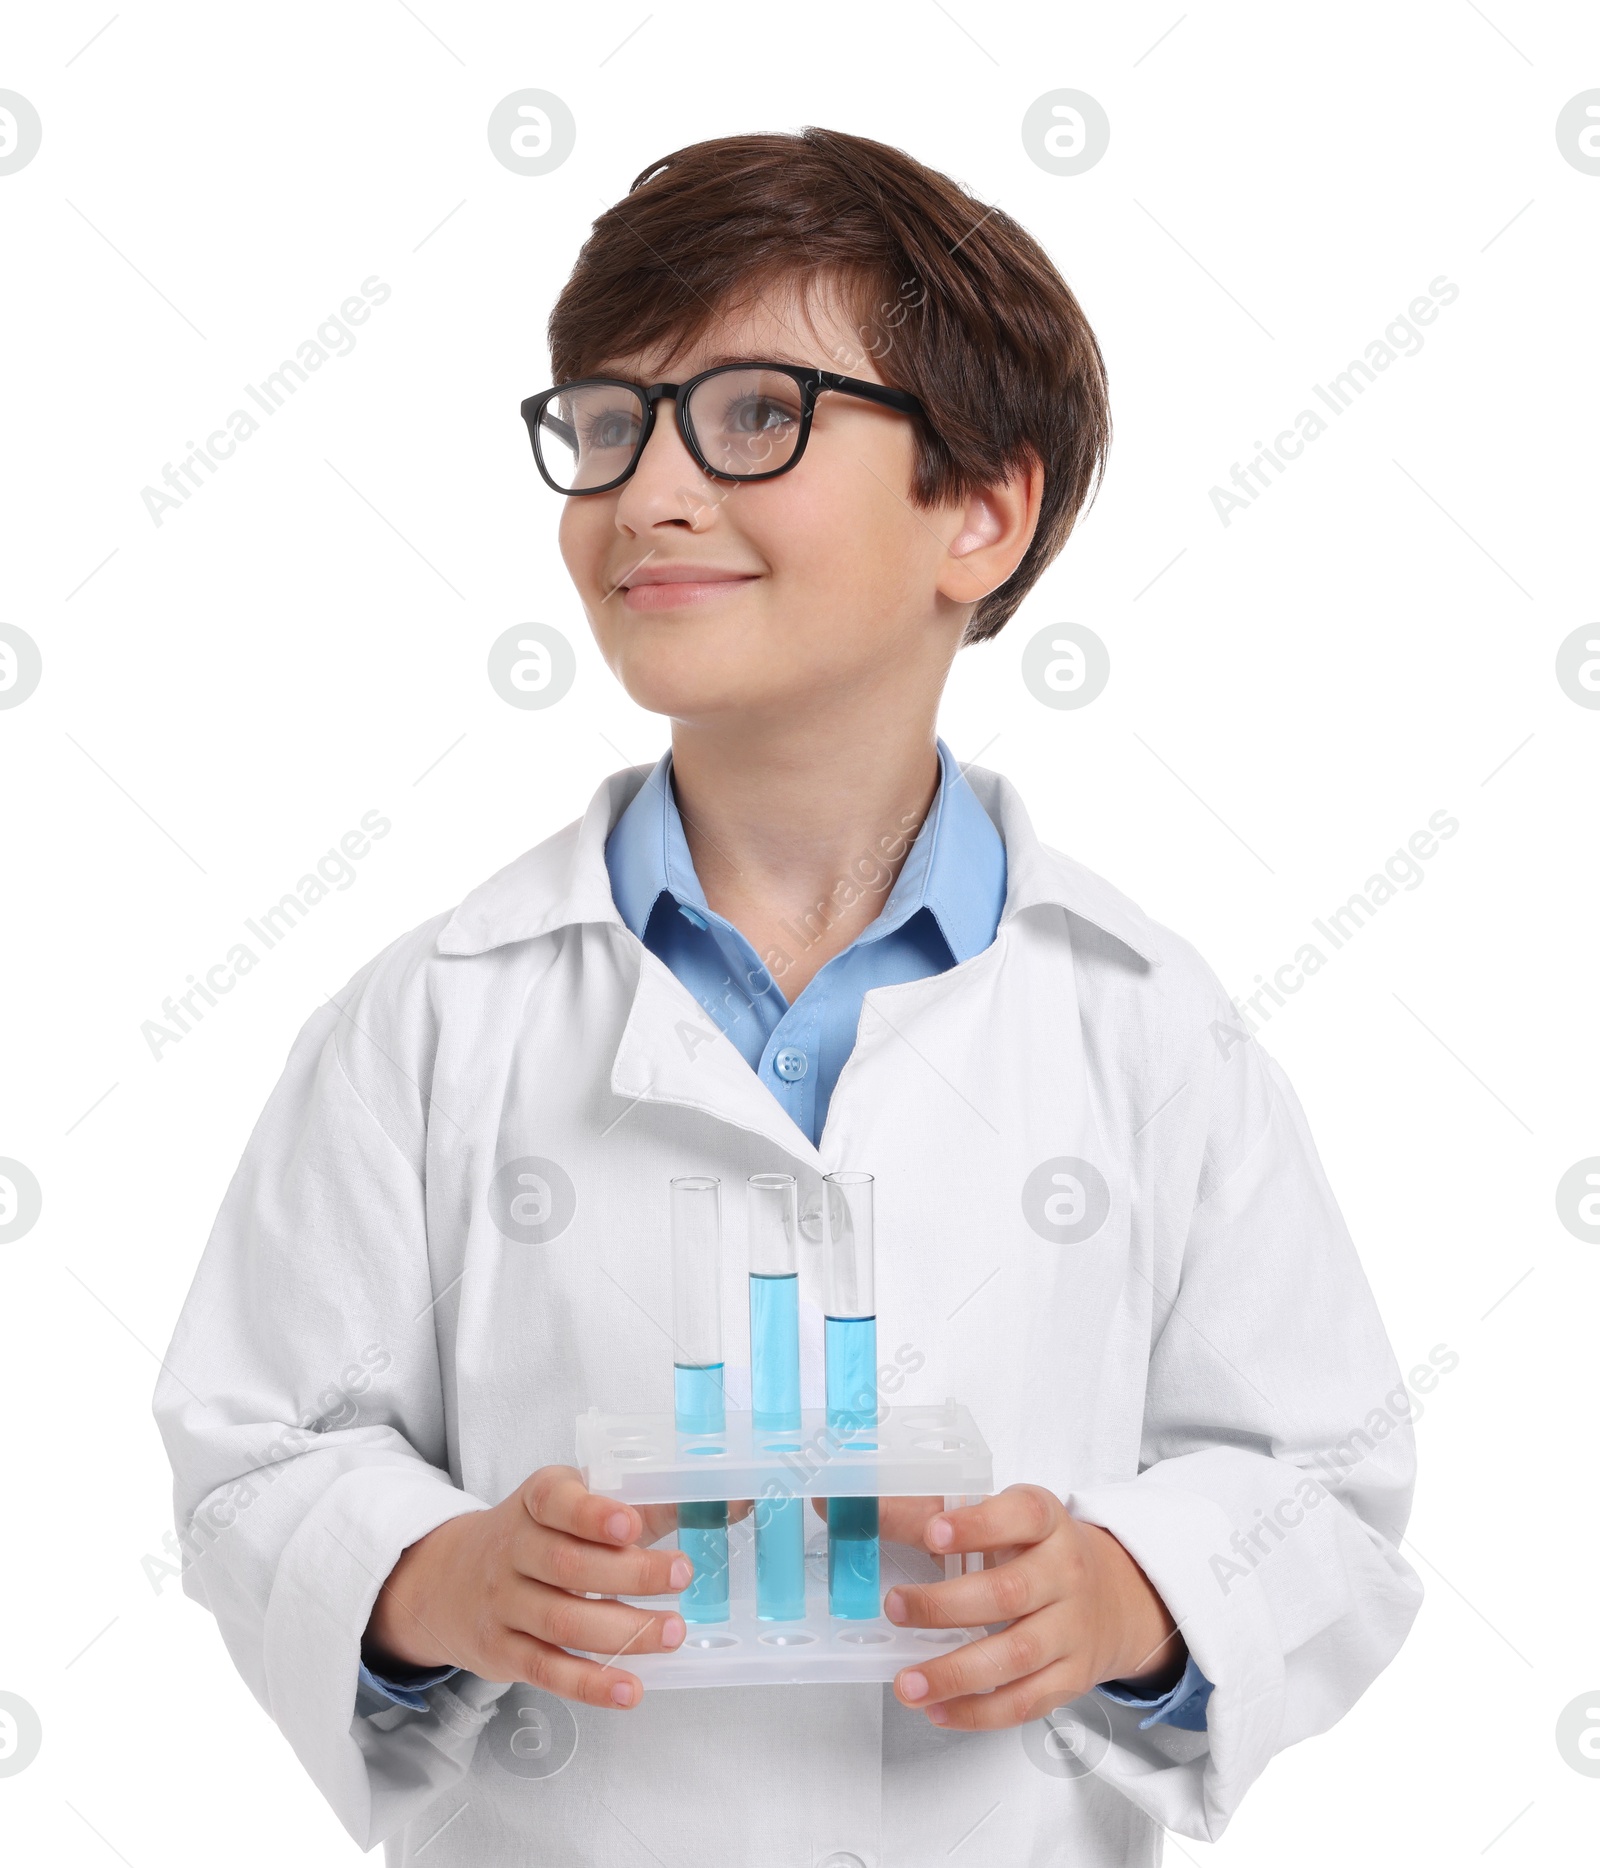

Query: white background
left=1, top=1, right=1596, bottom=1861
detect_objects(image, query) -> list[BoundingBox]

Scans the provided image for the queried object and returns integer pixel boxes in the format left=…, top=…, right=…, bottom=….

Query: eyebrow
left=599, top=350, right=817, bottom=379
left=694, top=351, right=813, bottom=371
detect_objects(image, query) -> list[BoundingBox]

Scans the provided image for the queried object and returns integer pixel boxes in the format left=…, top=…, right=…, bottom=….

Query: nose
left=614, top=393, right=719, bottom=528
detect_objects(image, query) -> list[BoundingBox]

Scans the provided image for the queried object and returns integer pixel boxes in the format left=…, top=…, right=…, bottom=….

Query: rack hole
left=684, top=1633, right=739, bottom=1650
left=837, top=1629, right=893, bottom=1645
left=758, top=1631, right=817, bottom=1647
left=913, top=1434, right=969, bottom=1452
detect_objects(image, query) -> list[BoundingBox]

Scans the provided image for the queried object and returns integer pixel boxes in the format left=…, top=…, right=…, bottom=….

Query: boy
left=155, top=128, right=1422, bottom=1866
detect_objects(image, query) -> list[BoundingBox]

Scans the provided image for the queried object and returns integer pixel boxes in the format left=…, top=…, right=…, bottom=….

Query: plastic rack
left=574, top=1397, right=995, bottom=1688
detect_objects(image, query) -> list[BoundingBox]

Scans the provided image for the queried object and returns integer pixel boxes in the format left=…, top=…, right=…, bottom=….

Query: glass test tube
left=822, top=1169, right=879, bottom=1619
left=671, top=1175, right=728, bottom=1623
left=747, top=1172, right=805, bottom=1621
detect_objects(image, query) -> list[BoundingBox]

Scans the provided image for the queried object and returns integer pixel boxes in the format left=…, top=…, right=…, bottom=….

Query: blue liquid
left=824, top=1316, right=880, bottom=1619
left=750, top=1274, right=804, bottom=1619
left=673, top=1361, right=726, bottom=1437
left=826, top=1496, right=879, bottom=1618
left=674, top=1363, right=728, bottom=1623
left=676, top=1501, right=729, bottom=1622
left=754, top=1491, right=806, bottom=1620
left=749, top=1274, right=800, bottom=1431
left=824, top=1315, right=878, bottom=1434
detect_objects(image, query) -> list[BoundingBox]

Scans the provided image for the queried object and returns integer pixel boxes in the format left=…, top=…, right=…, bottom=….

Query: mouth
left=617, top=572, right=761, bottom=613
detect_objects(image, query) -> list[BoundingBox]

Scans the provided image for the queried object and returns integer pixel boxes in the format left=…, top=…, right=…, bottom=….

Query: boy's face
left=558, top=283, right=979, bottom=728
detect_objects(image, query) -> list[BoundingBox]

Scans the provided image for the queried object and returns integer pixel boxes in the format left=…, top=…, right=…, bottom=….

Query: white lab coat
left=153, top=759, right=1422, bottom=1866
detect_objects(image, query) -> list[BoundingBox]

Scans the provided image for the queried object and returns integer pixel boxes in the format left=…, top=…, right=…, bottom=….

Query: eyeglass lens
left=536, top=368, right=807, bottom=490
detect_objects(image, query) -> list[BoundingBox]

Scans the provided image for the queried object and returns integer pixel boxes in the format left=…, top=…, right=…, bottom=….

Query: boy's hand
left=815, top=1486, right=1186, bottom=1729
left=363, top=1465, right=744, bottom=1710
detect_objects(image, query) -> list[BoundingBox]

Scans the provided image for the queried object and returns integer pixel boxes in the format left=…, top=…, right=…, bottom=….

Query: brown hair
left=546, top=126, right=1111, bottom=646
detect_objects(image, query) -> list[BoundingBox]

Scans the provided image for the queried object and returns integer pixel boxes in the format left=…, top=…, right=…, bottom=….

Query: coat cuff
left=258, top=1461, right=499, bottom=1847
left=1065, top=1474, right=1286, bottom=1835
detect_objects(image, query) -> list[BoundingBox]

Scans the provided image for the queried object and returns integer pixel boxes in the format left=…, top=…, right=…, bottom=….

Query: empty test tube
left=822, top=1169, right=879, bottom=1619
left=747, top=1172, right=805, bottom=1621
left=671, top=1174, right=728, bottom=1623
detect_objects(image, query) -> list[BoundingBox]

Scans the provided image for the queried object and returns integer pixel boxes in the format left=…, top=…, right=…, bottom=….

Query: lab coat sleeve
left=1065, top=982, right=1424, bottom=1843
left=152, top=934, right=505, bottom=1851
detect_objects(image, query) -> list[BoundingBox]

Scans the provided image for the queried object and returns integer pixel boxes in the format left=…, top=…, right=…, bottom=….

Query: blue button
left=773, top=1046, right=808, bottom=1082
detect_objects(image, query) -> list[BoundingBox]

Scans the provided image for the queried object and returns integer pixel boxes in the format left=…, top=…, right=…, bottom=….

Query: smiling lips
left=616, top=565, right=761, bottom=612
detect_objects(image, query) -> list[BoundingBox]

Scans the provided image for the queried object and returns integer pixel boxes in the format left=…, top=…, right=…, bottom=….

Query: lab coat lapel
left=437, top=761, right=820, bottom=1166
left=817, top=903, right=1131, bottom=1494
left=610, top=937, right=826, bottom=1173
left=823, top=914, right=1106, bottom=1168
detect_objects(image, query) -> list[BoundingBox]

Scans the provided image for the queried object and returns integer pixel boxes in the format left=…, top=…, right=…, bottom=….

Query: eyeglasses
left=520, top=362, right=928, bottom=496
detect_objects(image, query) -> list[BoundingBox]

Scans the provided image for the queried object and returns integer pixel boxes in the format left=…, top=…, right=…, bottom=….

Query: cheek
left=757, top=477, right=917, bottom=593
left=743, top=481, right=834, bottom=572
left=557, top=504, right=608, bottom=589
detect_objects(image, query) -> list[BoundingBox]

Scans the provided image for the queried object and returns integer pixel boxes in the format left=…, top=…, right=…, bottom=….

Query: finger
left=515, top=1522, right=695, bottom=1599
left=921, top=1484, right=1062, bottom=1557
left=920, top=1656, right=1096, bottom=1733
left=497, top=1630, right=653, bottom=1711
left=517, top=1579, right=687, bottom=1669
left=524, top=1465, right=646, bottom=1548
left=877, top=1495, right=946, bottom=1546
left=883, top=1547, right=1051, bottom=1633
left=637, top=1502, right=682, bottom=1545
left=893, top=1602, right=1070, bottom=1710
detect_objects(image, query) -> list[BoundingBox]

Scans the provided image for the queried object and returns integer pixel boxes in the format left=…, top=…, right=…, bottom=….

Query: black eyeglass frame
left=519, top=363, right=930, bottom=496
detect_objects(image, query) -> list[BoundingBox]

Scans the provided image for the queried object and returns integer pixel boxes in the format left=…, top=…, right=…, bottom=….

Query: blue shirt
left=604, top=734, right=1008, bottom=1144
left=359, top=737, right=1213, bottom=1731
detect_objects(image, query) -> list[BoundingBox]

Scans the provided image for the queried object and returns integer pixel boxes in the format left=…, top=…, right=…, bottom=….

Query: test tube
left=747, top=1172, right=805, bottom=1621
left=671, top=1174, right=728, bottom=1623
left=821, top=1169, right=879, bottom=1619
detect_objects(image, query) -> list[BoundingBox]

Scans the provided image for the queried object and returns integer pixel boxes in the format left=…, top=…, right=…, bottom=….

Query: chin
left=627, top=687, right=753, bottom=723
left=609, top=636, right=738, bottom=702
left=617, top=668, right=776, bottom=722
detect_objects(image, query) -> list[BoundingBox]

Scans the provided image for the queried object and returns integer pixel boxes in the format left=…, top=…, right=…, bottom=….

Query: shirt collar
left=602, top=736, right=1003, bottom=965
left=436, top=753, right=1164, bottom=970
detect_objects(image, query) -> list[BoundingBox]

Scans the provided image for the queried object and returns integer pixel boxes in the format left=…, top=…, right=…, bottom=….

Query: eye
left=578, top=406, right=641, bottom=452
left=723, top=394, right=798, bottom=436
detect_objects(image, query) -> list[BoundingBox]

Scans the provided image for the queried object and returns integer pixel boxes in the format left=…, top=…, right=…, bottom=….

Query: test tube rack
left=574, top=1397, right=994, bottom=1688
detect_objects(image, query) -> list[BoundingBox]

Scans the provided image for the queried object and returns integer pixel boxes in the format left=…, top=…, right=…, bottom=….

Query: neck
left=666, top=701, right=943, bottom=997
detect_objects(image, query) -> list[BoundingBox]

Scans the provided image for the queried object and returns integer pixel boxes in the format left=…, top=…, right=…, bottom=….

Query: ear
left=935, top=451, right=1045, bottom=606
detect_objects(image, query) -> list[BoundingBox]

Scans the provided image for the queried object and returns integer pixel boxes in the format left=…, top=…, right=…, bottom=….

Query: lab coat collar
left=604, top=735, right=1006, bottom=966
left=435, top=758, right=1164, bottom=972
